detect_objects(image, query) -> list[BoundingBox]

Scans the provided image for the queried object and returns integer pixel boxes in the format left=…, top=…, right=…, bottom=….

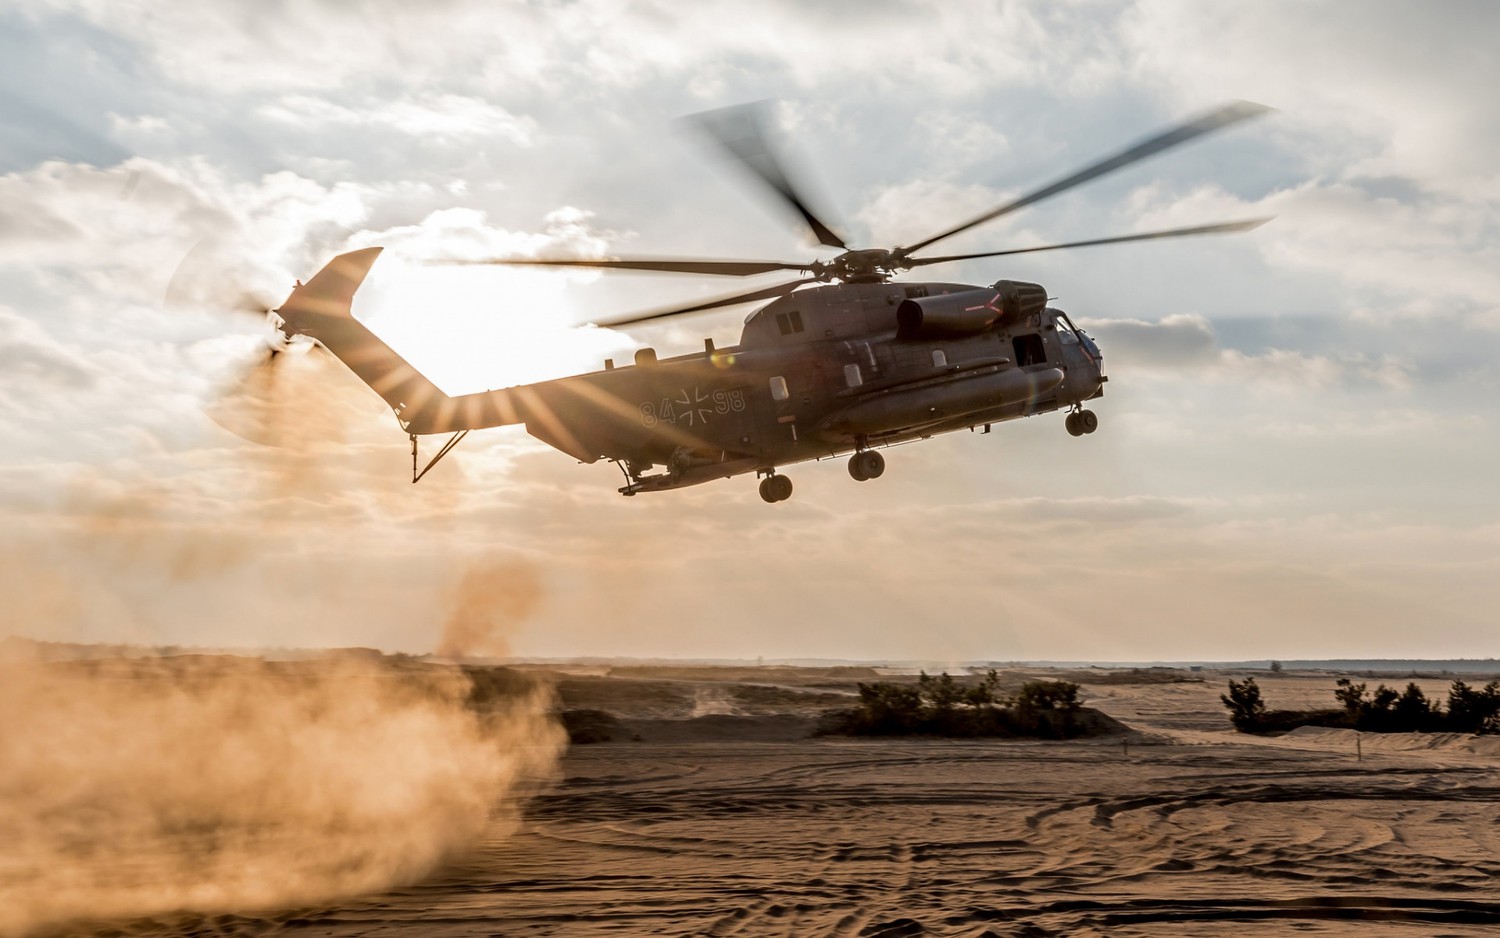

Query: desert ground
left=26, top=665, right=1500, bottom=937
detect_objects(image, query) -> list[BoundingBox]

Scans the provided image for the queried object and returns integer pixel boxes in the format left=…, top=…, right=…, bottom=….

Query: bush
left=848, top=680, right=925, bottom=735
left=1016, top=679, right=1081, bottom=713
left=917, top=671, right=965, bottom=716
left=823, top=673, right=1099, bottom=739
left=1221, top=677, right=1267, bottom=731
left=1224, top=676, right=1500, bottom=735
left=1446, top=680, right=1500, bottom=734
left=1393, top=682, right=1431, bottom=724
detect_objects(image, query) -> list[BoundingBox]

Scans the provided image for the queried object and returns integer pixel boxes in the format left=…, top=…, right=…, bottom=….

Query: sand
left=31, top=666, right=1500, bottom=936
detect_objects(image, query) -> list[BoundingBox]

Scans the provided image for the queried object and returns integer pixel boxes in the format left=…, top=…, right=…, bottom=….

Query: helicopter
left=264, top=101, right=1270, bottom=503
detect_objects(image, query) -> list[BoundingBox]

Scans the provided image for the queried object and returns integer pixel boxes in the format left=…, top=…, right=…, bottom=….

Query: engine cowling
left=895, top=280, right=1047, bottom=340
left=993, top=279, right=1048, bottom=322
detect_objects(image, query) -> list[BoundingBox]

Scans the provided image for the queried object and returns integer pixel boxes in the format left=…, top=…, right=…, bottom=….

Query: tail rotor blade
left=231, top=289, right=280, bottom=317
left=164, top=238, right=285, bottom=320
left=206, top=344, right=287, bottom=446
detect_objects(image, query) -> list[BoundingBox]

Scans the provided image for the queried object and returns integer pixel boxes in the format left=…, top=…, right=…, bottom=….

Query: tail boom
left=278, top=248, right=630, bottom=466
left=276, top=247, right=523, bottom=435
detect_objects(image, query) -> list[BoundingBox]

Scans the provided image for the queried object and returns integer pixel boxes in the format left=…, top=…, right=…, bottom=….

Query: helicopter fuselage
left=421, top=279, right=1105, bottom=495
left=277, top=248, right=1104, bottom=501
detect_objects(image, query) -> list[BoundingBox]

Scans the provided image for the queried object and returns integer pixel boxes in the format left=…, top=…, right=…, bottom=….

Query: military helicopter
left=265, top=101, right=1270, bottom=502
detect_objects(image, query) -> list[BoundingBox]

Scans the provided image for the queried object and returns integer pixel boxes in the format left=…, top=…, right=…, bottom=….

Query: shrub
left=1334, top=678, right=1367, bottom=717
left=824, top=674, right=1098, bottom=739
left=917, top=670, right=965, bottom=716
left=846, top=680, right=925, bottom=735
left=1221, top=677, right=1266, bottom=732
left=965, top=669, right=1003, bottom=708
left=1226, top=676, right=1500, bottom=735
left=1392, top=682, right=1432, bottom=725
left=1016, top=680, right=1081, bottom=713
left=1446, top=680, right=1500, bottom=734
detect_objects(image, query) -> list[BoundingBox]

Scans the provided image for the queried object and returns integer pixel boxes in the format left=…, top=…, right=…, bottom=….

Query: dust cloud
left=0, top=650, right=565, bottom=937
left=436, top=558, right=543, bottom=660
left=0, top=269, right=563, bottom=933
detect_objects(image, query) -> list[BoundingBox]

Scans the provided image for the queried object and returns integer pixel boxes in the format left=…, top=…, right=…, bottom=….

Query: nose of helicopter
left=1081, top=330, right=1104, bottom=375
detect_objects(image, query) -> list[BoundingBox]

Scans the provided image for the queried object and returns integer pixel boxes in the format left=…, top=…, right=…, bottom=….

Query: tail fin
left=277, top=247, right=521, bottom=435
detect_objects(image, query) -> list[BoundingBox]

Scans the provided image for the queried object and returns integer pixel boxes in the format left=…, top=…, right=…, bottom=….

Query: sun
left=351, top=261, right=632, bottom=394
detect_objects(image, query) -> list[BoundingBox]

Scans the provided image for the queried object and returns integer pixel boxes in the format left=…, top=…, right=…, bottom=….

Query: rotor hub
left=822, top=248, right=902, bottom=283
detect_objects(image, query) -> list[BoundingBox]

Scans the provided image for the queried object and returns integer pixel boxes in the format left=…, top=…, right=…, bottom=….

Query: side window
left=1012, top=334, right=1047, bottom=366
left=774, top=310, right=805, bottom=336
left=843, top=363, right=863, bottom=388
left=769, top=375, right=789, bottom=401
left=931, top=349, right=947, bottom=368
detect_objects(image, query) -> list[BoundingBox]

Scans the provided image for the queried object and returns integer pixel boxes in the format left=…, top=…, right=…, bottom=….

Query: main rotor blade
left=901, top=100, right=1273, bottom=255
left=688, top=102, right=848, bottom=250
left=593, top=277, right=820, bottom=328
left=448, top=256, right=813, bottom=277
left=902, top=217, right=1275, bottom=268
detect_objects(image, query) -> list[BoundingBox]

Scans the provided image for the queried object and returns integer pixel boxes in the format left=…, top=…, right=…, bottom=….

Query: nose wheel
left=848, top=449, right=885, bottom=482
left=758, top=473, right=793, bottom=503
left=1065, top=409, right=1099, bottom=437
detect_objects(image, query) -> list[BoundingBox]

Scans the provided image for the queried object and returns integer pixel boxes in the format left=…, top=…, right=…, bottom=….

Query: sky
left=2, top=0, right=1498, bottom=662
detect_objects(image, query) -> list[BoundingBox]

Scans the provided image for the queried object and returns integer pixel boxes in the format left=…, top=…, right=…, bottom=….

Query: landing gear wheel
left=1066, top=412, right=1085, bottom=437
left=848, top=450, right=884, bottom=481
left=759, top=474, right=793, bottom=503
left=848, top=456, right=868, bottom=482
left=1078, top=409, right=1098, bottom=434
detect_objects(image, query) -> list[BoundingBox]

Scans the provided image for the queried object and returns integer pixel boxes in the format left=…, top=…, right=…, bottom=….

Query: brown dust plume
left=436, top=557, right=543, bottom=659
left=0, top=652, right=565, bottom=936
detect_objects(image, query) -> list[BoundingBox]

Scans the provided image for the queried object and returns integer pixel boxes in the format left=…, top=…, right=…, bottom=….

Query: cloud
left=0, top=306, right=95, bottom=395
left=258, top=94, right=537, bottom=146
left=855, top=177, right=1016, bottom=250
left=1085, top=312, right=1218, bottom=367
left=1215, top=348, right=1413, bottom=393
left=1121, top=0, right=1500, bottom=199
left=1084, top=313, right=1414, bottom=391
left=15, top=0, right=1155, bottom=127
left=352, top=205, right=611, bottom=265
left=1121, top=179, right=1500, bottom=324
left=0, top=158, right=364, bottom=298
